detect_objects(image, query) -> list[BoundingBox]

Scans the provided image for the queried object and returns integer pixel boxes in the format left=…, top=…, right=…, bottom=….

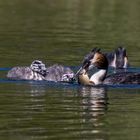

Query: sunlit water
left=0, top=0, right=140, bottom=140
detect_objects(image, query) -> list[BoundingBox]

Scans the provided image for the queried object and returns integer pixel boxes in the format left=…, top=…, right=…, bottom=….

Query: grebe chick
left=45, top=64, right=75, bottom=82
left=7, top=60, right=47, bottom=80
left=76, top=48, right=140, bottom=85
left=7, top=61, right=75, bottom=82
left=105, top=46, right=129, bottom=68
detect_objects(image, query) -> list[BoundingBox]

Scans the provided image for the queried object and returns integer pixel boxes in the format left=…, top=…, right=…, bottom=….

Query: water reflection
left=78, top=86, right=108, bottom=120
left=75, top=86, right=108, bottom=139
left=2, top=81, right=140, bottom=139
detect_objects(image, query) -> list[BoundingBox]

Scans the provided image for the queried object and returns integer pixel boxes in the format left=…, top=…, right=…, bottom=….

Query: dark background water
left=0, top=0, right=140, bottom=139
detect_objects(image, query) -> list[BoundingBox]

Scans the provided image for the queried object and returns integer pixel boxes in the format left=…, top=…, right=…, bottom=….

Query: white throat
left=89, top=69, right=107, bottom=85
left=110, top=53, right=116, bottom=67
left=123, top=57, right=128, bottom=68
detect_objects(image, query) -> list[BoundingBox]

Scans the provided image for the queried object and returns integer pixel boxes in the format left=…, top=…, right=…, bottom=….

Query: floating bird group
left=7, top=46, right=139, bottom=85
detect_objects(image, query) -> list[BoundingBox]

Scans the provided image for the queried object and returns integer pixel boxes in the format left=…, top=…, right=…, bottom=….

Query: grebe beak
left=75, top=61, right=92, bottom=76
left=75, top=67, right=83, bottom=76
left=75, top=47, right=101, bottom=76
left=75, top=66, right=88, bottom=77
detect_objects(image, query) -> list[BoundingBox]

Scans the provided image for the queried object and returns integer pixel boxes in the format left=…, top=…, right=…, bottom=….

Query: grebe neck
left=110, top=53, right=116, bottom=68
left=89, top=68, right=108, bottom=85
left=123, top=56, right=128, bottom=68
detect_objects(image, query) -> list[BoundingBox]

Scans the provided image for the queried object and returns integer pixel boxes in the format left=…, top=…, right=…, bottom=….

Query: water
left=0, top=0, right=140, bottom=139
left=0, top=80, right=140, bottom=140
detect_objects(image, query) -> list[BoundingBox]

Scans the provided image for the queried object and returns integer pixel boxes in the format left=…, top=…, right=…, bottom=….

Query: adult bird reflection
left=78, top=86, right=108, bottom=121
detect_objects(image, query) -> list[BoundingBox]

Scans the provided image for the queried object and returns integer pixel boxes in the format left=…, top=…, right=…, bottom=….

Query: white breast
left=90, top=69, right=107, bottom=85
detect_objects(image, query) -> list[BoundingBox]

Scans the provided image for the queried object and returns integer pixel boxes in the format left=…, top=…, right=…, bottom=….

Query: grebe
left=45, top=64, right=75, bottom=82
left=7, top=60, right=75, bottom=82
left=105, top=46, right=129, bottom=68
left=76, top=48, right=140, bottom=85
left=7, top=60, right=47, bottom=80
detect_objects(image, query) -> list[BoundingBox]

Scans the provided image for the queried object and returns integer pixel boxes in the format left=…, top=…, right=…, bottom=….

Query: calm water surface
left=0, top=0, right=140, bottom=139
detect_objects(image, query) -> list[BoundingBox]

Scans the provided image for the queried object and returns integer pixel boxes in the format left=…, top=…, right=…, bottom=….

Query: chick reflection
left=78, top=86, right=108, bottom=119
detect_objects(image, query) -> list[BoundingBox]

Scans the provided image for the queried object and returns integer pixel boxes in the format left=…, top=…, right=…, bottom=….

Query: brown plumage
left=77, top=48, right=140, bottom=85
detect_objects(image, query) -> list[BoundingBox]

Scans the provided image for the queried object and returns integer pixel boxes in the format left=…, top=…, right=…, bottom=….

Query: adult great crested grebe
left=105, top=46, right=129, bottom=68
left=76, top=48, right=140, bottom=85
left=7, top=60, right=74, bottom=82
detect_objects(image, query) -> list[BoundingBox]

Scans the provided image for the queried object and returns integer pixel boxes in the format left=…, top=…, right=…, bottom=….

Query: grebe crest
left=90, top=51, right=108, bottom=69
left=81, top=48, right=102, bottom=70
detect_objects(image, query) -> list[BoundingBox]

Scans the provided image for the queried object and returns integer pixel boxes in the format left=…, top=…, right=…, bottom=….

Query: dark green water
left=0, top=0, right=140, bottom=139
